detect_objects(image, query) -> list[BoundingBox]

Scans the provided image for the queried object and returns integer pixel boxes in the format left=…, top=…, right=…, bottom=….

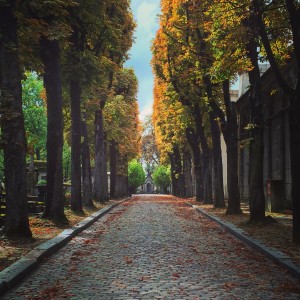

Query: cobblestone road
left=4, top=195, right=300, bottom=299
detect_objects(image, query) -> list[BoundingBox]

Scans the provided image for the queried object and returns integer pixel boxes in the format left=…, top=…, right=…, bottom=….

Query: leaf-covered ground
left=188, top=199, right=300, bottom=266
left=3, top=195, right=300, bottom=299
left=0, top=196, right=299, bottom=276
left=0, top=203, right=106, bottom=272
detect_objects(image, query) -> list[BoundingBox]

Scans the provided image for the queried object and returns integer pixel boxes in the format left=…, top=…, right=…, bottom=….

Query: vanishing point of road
left=3, top=195, right=300, bottom=299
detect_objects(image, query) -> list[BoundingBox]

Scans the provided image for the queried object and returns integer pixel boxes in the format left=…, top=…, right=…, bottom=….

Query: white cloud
left=139, top=102, right=153, bottom=121
left=126, top=0, right=160, bottom=122
left=137, top=2, right=159, bottom=35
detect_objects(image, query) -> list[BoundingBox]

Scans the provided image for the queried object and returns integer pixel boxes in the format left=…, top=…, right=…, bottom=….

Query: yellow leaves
left=270, top=89, right=278, bottom=96
left=153, top=77, right=190, bottom=162
left=103, top=68, right=141, bottom=159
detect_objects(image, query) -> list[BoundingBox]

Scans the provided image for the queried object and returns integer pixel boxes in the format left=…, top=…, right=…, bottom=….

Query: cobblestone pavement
left=4, top=195, right=300, bottom=299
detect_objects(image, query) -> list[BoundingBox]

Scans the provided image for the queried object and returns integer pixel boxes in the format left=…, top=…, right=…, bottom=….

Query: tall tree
left=152, top=165, right=171, bottom=194
left=105, top=68, right=141, bottom=198
left=152, top=25, right=211, bottom=202
left=81, top=110, right=93, bottom=207
left=128, top=159, right=146, bottom=194
left=21, top=0, right=75, bottom=222
left=40, top=36, right=66, bottom=221
left=68, top=26, right=84, bottom=213
left=203, top=1, right=243, bottom=213
left=141, top=115, right=160, bottom=167
left=152, top=4, right=218, bottom=203
left=152, top=77, right=192, bottom=198
left=0, top=1, right=32, bottom=238
left=91, top=0, right=135, bottom=203
left=251, top=0, right=300, bottom=241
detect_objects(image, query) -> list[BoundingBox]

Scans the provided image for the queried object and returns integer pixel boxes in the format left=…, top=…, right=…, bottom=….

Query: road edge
left=0, top=197, right=132, bottom=295
left=186, top=202, right=300, bottom=279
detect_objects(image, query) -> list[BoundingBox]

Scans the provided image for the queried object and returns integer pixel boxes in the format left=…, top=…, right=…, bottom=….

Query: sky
left=125, top=0, right=161, bottom=121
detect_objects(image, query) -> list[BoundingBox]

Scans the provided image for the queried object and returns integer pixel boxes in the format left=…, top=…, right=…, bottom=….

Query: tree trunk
left=110, top=140, right=117, bottom=199
left=93, top=109, right=109, bottom=203
left=40, top=37, right=66, bottom=222
left=183, top=149, right=194, bottom=198
left=115, top=176, right=127, bottom=198
left=247, top=35, right=266, bottom=223
left=185, top=127, right=203, bottom=201
left=114, top=151, right=128, bottom=198
left=35, top=148, right=41, bottom=160
left=170, top=145, right=186, bottom=198
left=209, top=112, right=225, bottom=208
left=252, top=0, right=300, bottom=241
left=169, top=152, right=177, bottom=196
left=193, top=104, right=212, bottom=204
left=123, top=160, right=129, bottom=196
left=115, top=175, right=128, bottom=198
left=290, top=88, right=300, bottom=243
left=225, top=138, right=241, bottom=213
left=221, top=80, right=241, bottom=214
left=203, top=76, right=225, bottom=207
left=81, top=114, right=93, bottom=207
left=0, top=1, right=32, bottom=239
left=103, top=134, right=109, bottom=199
left=70, top=79, right=82, bottom=212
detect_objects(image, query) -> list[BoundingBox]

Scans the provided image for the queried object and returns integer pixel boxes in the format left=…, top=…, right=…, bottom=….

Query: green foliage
left=62, top=143, right=71, bottom=180
left=22, top=71, right=47, bottom=158
left=128, top=159, right=146, bottom=192
left=152, top=165, right=171, bottom=193
left=37, top=179, right=47, bottom=185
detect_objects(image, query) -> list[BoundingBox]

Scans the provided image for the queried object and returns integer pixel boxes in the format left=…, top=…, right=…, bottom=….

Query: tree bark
left=185, top=127, right=204, bottom=201
left=284, top=0, right=300, bottom=244
left=40, top=37, right=66, bottom=222
left=289, top=90, right=300, bottom=243
left=103, top=134, right=109, bottom=199
left=183, top=149, right=193, bottom=198
left=81, top=114, right=93, bottom=207
left=93, top=109, right=109, bottom=202
left=169, top=145, right=186, bottom=198
left=246, top=31, right=266, bottom=223
left=0, top=1, right=32, bottom=239
left=203, top=76, right=225, bottom=207
left=193, top=104, right=213, bottom=204
left=115, top=156, right=128, bottom=198
left=169, top=152, right=177, bottom=197
left=252, top=0, right=300, bottom=241
left=70, top=79, right=82, bottom=212
left=225, top=140, right=241, bottom=212
left=36, top=148, right=41, bottom=160
left=110, top=140, right=117, bottom=199
left=221, top=80, right=241, bottom=214
left=209, top=112, right=226, bottom=208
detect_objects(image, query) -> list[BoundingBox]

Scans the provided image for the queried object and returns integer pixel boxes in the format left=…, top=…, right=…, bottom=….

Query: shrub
left=128, top=159, right=146, bottom=193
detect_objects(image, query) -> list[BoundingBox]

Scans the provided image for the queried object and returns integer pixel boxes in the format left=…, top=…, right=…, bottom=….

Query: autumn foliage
left=152, top=0, right=300, bottom=242
left=0, top=0, right=139, bottom=238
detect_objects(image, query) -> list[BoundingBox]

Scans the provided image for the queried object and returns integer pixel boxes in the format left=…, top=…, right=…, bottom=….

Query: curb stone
left=186, top=202, right=300, bottom=279
left=0, top=197, right=132, bottom=295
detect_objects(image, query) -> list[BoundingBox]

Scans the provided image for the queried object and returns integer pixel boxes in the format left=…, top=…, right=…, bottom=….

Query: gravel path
left=3, top=195, right=300, bottom=299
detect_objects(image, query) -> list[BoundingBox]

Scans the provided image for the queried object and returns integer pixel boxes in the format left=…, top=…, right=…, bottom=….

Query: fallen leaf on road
left=124, top=256, right=133, bottom=264
left=224, top=282, right=238, bottom=290
left=139, top=276, right=151, bottom=281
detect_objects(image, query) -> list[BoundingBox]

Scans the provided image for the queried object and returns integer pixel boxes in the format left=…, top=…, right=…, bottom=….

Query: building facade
left=233, top=61, right=296, bottom=211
